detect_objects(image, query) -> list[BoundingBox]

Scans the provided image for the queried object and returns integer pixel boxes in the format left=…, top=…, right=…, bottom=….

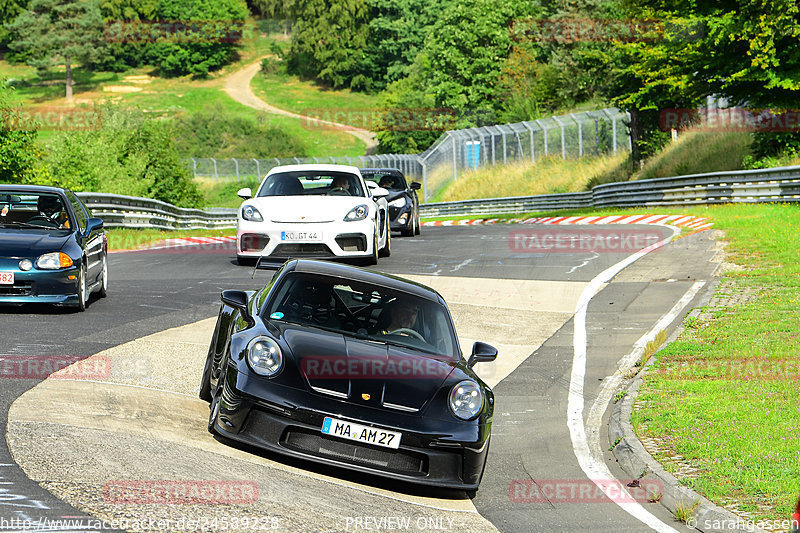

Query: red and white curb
left=113, top=236, right=236, bottom=253
left=422, top=214, right=712, bottom=231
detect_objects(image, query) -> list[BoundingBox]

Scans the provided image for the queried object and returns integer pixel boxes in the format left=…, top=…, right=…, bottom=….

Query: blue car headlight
left=36, top=252, right=73, bottom=270
left=246, top=336, right=283, bottom=377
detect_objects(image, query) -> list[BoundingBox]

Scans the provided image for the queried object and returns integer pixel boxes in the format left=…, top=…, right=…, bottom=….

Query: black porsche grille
left=0, top=281, right=33, bottom=296
left=272, top=244, right=333, bottom=258
left=282, top=429, right=426, bottom=475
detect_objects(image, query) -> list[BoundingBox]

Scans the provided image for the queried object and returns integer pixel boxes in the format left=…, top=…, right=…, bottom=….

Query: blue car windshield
left=265, top=272, right=460, bottom=359
left=0, top=192, right=71, bottom=231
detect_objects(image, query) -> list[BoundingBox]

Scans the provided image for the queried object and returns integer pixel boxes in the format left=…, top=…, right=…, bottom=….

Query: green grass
left=636, top=129, right=754, bottom=180
left=106, top=228, right=235, bottom=251
left=425, top=153, right=630, bottom=203
left=198, top=177, right=260, bottom=209
left=250, top=68, right=381, bottom=129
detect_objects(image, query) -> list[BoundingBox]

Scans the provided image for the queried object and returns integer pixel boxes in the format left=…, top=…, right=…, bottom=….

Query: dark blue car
left=360, top=168, right=421, bottom=237
left=0, top=185, right=107, bottom=311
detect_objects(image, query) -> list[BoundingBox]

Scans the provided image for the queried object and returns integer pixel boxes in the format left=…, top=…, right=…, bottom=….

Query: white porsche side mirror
left=237, top=188, right=252, bottom=200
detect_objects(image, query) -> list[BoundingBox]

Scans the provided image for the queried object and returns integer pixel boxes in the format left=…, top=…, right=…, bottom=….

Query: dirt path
left=223, top=59, right=378, bottom=153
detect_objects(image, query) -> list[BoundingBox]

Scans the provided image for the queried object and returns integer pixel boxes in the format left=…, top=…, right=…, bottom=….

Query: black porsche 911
left=200, top=259, right=497, bottom=490
left=360, top=168, right=421, bottom=237
left=0, top=185, right=107, bottom=311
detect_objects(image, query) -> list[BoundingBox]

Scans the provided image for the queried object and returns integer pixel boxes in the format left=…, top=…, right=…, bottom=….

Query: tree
left=0, top=0, right=28, bottom=49
left=6, top=0, right=104, bottom=100
left=0, top=78, right=43, bottom=184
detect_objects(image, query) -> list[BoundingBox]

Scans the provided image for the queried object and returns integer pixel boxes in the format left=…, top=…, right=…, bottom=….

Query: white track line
left=568, top=225, right=683, bottom=533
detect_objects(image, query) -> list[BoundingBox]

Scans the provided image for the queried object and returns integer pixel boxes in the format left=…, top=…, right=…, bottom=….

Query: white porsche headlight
left=344, top=204, right=369, bottom=222
left=246, top=336, right=283, bottom=377
left=241, top=205, right=263, bottom=222
left=389, top=197, right=406, bottom=208
left=449, top=380, right=483, bottom=420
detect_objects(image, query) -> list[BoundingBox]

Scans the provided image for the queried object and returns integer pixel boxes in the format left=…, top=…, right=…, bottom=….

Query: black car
left=200, top=259, right=497, bottom=490
left=0, top=185, right=107, bottom=311
left=360, top=168, right=421, bottom=237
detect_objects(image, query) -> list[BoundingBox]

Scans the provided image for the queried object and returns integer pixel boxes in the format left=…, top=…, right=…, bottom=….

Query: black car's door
left=65, top=191, right=104, bottom=281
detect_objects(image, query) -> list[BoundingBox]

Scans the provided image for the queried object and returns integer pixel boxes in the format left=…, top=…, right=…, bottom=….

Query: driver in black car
left=380, top=298, right=421, bottom=338
left=35, top=195, right=70, bottom=228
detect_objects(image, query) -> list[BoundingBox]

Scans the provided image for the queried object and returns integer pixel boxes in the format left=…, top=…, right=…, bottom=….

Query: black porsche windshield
left=362, top=172, right=407, bottom=192
left=0, top=192, right=71, bottom=231
left=264, top=272, right=459, bottom=358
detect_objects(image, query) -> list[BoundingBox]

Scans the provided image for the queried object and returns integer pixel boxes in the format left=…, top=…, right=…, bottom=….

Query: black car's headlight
left=344, top=204, right=369, bottom=221
left=449, top=380, right=483, bottom=420
left=246, top=336, right=283, bottom=377
left=36, top=252, right=73, bottom=270
left=241, top=205, right=263, bottom=222
left=389, top=197, right=406, bottom=209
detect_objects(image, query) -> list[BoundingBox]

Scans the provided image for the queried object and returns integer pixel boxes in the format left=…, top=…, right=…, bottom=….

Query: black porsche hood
left=281, top=325, right=456, bottom=412
left=0, top=229, right=72, bottom=258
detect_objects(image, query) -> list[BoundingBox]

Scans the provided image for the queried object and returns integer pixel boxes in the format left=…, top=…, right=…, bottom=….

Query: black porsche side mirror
left=467, top=341, right=497, bottom=368
left=410, top=182, right=421, bottom=190
left=221, top=290, right=254, bottom=327
left=85, top=218, right=104, bottom=233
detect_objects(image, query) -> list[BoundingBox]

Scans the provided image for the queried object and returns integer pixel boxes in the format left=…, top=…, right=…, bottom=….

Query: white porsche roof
left=264, top=164, right=363, bottom=176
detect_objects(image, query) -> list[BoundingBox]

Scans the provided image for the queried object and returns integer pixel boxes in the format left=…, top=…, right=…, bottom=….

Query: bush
left=40, top=107, right=202, bottom=207
left=0, top=79, right=42, bottom=184
left=170, top=111, right=306, bottom=159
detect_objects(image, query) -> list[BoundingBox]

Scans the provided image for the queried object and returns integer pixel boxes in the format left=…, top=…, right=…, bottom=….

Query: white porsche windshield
left=257, top=171, right=366, bottom=198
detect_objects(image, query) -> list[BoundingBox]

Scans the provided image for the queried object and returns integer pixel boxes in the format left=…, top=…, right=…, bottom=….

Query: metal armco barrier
left=421, top=165, right=800, bottom=217
left=76, top=192, right=237, bottom=230
left=76, top=165, right=800, bottom=230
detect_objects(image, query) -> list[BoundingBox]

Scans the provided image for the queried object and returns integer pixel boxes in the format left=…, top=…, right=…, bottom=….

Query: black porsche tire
left=199, top=352, right=213, bottom=402
left=379, top=220, right=391, bottom=257
left=401, top=224, right=414, bottom=237
left=414, top=212, right=421, bottom=235
left=208, top=391, right=221, bottom=435
left=98, top=254, right=108, bottom=298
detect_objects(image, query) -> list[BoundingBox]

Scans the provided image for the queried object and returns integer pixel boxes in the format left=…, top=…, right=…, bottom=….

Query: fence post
left=499, top=126, right=507, bottom=165
left=571, top=113, right=583, bottom=157
left=535, top=120, right=548, bottom=157
left=233, top=158, right=239, bottom=181
left=212, top=158, right=218, bottom=180
left=522, top=122, right=535, bottom=163
left=552, top=116, right=566, bottom=160
left=191, top=158, right=197, bottom=179
left=446, top=132, right=457, bottom=182
left=602, top=109, right=618, bottom=155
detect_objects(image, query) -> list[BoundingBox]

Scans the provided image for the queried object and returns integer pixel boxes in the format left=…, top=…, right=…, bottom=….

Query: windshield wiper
left=0, top=221, right=56, bottom=229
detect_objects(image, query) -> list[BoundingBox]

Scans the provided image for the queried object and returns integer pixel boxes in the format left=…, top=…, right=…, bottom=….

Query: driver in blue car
left=36, top=195, right=70, bottom=229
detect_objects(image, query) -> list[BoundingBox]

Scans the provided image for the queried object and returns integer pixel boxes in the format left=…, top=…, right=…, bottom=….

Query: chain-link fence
left=187, top=154, right=422, bottom=183
left=186, top=108, right=631, bottom=202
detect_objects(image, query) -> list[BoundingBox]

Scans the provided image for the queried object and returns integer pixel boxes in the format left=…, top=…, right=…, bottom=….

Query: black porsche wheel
left=199, top=351, right=213, bottom=402
left=208, top=392, right=221, bottom=435
left=414, top=212, right=421, bottom=235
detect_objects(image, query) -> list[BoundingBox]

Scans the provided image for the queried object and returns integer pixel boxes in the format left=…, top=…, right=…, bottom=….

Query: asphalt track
left=0, top=223, right=721, bottom=532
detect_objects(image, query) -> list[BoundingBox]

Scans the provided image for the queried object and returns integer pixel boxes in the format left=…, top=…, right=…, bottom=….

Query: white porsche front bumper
left=237, top=218, right=376, bottom=260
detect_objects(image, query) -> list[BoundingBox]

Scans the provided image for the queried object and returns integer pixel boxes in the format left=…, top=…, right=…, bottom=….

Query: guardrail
left=76, top=192, right=237, bottom=230
left=77, top=165, right=800, bottom=230
left=420, top=165, right=800, bottom=217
